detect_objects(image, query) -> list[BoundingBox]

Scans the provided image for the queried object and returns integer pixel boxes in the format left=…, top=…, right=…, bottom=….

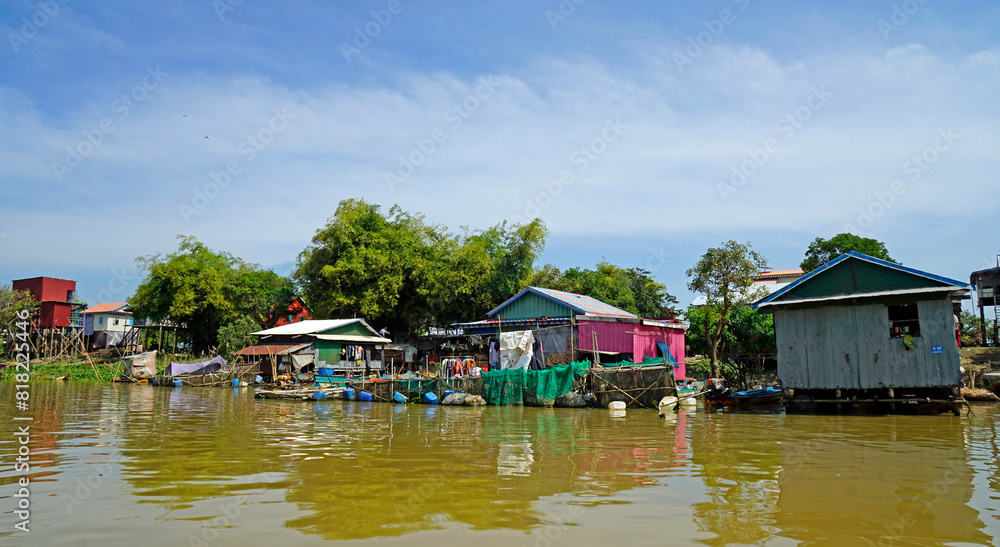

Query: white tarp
left=500, top=330, right=534, bottom=370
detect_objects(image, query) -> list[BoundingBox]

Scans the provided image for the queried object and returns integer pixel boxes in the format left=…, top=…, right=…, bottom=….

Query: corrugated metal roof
left=314, top=334, right=391, bottom=344
left=83, top=302, right=130, bottom=314
left=235, top=343, right=311, bottom=356
left=252, top=318, right=377, bottom=336
left=755, top=252, right=971, bottom=310
left=756, top=286, right=963, bottom=309
left=487, top=287, right=636, bottom=318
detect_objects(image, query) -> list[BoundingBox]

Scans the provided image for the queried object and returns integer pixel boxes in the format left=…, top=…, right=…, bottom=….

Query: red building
left=12, top=276, right=79, bottom=329
left=273, top=296, right=313, bottom=327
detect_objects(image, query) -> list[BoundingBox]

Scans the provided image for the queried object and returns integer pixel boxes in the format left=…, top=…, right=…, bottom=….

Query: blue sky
left=1, top=0, right=998, bottom=309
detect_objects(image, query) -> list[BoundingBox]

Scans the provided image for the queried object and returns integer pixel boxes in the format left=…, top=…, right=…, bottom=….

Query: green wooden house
left=241, top=319, right=391, bottom=377
left=753, top=252, right=970, bottom=412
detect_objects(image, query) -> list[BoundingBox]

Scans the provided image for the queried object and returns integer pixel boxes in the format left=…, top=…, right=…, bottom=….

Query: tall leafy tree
left=130, top=236, right=292, bottom=354
left=687, top=240, right=768, bottom=378
left=801, top=233, right=895, bottom=271
left=294, top=199, right=547, bottom=340
left=0, top=285, right=38, bottom=356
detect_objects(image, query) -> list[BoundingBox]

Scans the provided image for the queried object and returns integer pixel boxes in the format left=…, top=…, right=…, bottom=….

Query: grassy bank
left=1, top=352, right=204, bottom=381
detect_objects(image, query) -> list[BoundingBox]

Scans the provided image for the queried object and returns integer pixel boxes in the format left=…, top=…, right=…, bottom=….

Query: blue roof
left=487, top=286, right=637, bottom=318
left=753, top=251, right=971, bottom=309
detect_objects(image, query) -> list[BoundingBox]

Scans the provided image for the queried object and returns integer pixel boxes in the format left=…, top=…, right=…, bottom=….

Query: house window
left=888, top=304, right=920, bottom=337
left=114, top=318, right=120, bottom=325
left=98, top=317, right=104, bottom=325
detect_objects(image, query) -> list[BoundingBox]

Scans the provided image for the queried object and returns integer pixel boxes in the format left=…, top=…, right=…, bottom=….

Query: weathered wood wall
left=775, top=297, right=960, bottom=389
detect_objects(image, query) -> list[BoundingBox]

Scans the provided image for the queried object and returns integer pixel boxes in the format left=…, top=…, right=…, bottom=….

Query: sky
left=1, top=0, right=998, bottom=310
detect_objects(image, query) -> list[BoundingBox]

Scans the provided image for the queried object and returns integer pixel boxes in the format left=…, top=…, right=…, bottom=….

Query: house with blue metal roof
left=753, top=252, right=971, bottom=414
left=455, top=286, right=687, bottom=379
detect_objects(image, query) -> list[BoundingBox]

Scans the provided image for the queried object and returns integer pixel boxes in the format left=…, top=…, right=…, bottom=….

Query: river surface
left=2, top=381, right=1000, bottom=546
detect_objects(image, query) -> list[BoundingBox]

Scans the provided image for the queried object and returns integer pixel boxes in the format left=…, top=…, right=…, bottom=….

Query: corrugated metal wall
left=577, top=320, right=686, bottom=380
left=496, top=292, right=573, bottom=320
left=775, top=298, right=960, bottom=389
left=577, top=321, right=633, bottom=353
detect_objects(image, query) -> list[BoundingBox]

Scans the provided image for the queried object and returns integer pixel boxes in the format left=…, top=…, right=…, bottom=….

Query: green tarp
left=482, top=361, right=591, bottom=406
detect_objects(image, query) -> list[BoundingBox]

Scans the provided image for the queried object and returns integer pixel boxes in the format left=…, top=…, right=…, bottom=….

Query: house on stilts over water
left=753, top=252, right=971, bottom=415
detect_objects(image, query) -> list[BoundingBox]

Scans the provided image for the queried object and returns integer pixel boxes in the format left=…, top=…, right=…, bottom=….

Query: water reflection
left=1, top=382, right=999, bottom=545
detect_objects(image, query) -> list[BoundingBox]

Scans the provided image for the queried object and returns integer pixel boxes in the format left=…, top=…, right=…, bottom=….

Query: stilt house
left=753, top=252, right=970, bottom=407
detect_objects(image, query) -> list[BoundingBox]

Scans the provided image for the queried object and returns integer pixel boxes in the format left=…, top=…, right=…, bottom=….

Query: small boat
left=732, top=386, right=782, bottom=406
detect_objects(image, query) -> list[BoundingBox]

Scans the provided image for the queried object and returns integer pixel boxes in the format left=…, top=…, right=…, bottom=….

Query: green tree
left=687, top=240, right=768, bottom=378
left=800, top=233, right=895, bottom=271
left=217, top=316, right=260, bottom=362
left=130, top=236, right=292, bottom=355
left=295, top=199, right=547, bottom=340
left=0, top=285, right=38, bottom=356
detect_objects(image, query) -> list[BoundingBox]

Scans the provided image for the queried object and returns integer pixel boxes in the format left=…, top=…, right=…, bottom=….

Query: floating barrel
left=232, top=379, right=241, bottom=387
left=608, top=401, right=627, bottom=410
left=443, top=390, right=455, bottom=399
left=358, top=391, right=373, bottom=402
left=393, top=392, right=407, bottom=404
left=313, top=391, right=328, bottom=400
left=423, top=392, right=439, bottom=404
left=173, top=379, right=183, bottom=387
left=343, top=388, right=356, bottom=400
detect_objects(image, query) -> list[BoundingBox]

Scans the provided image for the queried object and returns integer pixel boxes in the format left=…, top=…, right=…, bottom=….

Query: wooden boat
left=732, top=386, right=782, bottom=406
left=254, top=386, right=345, bottom=400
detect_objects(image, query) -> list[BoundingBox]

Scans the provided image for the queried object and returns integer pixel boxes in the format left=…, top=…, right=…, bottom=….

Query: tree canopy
left=0, top=285, right=37, bottom=356
left=530, top=261, right=679, bottom=318
left=130, top=236, right=294, bottom=354
left=687, top=240, right=768, bottom=378
left=801, top=233, right=895, bottom=271
left=294, top=199, right=547, bottom=341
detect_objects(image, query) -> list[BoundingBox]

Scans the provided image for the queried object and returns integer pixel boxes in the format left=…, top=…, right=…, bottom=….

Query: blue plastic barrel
left=232, top=379, right=241, bottom=387
left=358, top=391, right=373, bottom=402
left=443, top=390, right=455, bottom=399
left=313, top=391, right=328, bottom=400
left=393, top=392, right=407, bottom=404
left=173, top=379, right=183, bottom=387
left=343, top=388, right=356, bottom=400
left=423, top=392, right=439, bottom=404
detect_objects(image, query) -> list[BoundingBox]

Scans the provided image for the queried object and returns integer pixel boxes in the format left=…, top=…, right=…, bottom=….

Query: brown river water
left=2, top=380, right=1000, bottom=546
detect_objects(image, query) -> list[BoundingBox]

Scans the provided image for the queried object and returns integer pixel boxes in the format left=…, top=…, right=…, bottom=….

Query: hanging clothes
left=488, top=339, right=501, bottom=365
left=500, top=331, right=534, bottom=370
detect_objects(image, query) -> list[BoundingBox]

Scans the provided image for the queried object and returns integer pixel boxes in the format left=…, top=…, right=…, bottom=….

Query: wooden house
left=455, top=286, right=687, bottom=378
left=236, top=319, right=391, bottom=379
left=753, top=252, right=970, bottom=413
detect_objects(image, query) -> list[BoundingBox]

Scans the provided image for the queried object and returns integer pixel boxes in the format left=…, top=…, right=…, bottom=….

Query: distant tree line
left=127, top=199, right=682, bottom=354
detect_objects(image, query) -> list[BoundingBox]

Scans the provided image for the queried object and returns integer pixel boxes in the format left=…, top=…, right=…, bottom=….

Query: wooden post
left=570, top=316, right=576, bottom=363
left=172, top=327, right=177, bottom=355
